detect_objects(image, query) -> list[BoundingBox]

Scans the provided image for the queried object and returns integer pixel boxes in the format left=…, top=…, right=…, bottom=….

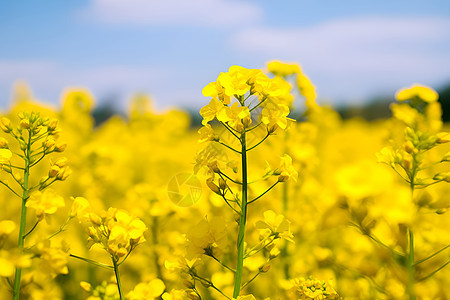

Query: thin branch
left=23, top=220, right=40, bottom=238
left=218, top=171, right=242, bottom=185
left=215, top=141, right=241, bottom=154
left=245, top=238, right=277, bottom=259
left=245, top=121, right=262, bottom=132
left=241, top=270, right=262, bottom=289
left=208, top=254, right=236, bottom=273
left=349, top=222, right=405, bottom=258
left=249, top=97, right=267, bottom=112
left=419, top=260, right=450, bottom=282
left=30, top=153, right=46, bottom=168
left=8, top=164, right=25, bottom=171
left=247, top=132, right=270, bottom=152
left=69, top=254, right=114, bottom=270
left=248, top=181, right=279, bottom=204
left=48, top=216, right=72, bottom=239
left=220, top=194, right=240, bottom=215
left=191, top=274, right=231, bottom=300
left=219, top=121, right=241, bottom=141
left=414, top=245, right=450, bottom=266
left=0, top=181, right=21, bottom=198
left=10, top=172, right=25, bottom=190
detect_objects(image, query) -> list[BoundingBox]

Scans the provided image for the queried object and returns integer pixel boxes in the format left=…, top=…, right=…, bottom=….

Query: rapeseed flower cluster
left=0, top=62, right=448, bottom=299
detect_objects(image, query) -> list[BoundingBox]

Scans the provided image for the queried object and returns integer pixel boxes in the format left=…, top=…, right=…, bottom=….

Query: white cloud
left=78, top=0, right=262, bottom=27
left=231, top=17, right=450, bottom=102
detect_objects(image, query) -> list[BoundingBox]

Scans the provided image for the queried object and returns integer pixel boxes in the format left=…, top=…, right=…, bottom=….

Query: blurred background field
left=1, top=1, right=450, bottom=299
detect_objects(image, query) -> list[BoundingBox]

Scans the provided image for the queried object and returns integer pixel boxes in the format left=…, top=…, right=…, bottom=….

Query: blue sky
left=1, top=0, right=449, bottom=112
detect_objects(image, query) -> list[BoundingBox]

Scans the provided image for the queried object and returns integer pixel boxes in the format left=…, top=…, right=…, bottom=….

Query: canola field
left=0, top=62, right=449, bottom=300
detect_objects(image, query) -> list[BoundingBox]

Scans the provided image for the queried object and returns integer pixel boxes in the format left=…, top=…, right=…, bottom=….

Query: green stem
left=13, top=131, right=31, bottom=300
left=112, top=256, right=124, bottom=300
left=408, top=229, right=415, bottom=300
left=281, top=181, right=290, bottom=279
left=233, top=129, right=247, bottom=298
left=408, top=164, right=416, bottom=300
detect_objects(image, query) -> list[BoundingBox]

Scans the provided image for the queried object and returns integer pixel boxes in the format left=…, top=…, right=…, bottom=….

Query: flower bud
left=242, top=116, right=252, bottom=128
left=278, top=174, right=289, bottom=182
left=402, top=154, right=413, bottom=171
left=87, top=226, right=98, bottom=239
left=218, top=178, right=226, bottom=190
left=433, top=172, right=450, bottom=182
left=0, top=117, right=11, bottom=133
left=437, top=132, right=450, bottom=144
left=48, top=118, right=58, bottom=131
left=183, top=279, right=195, bottom=289
left=206, top=179, right=221, bottom=195
left=436, top=208, right=447, bottom=214
left=55, top=142, right=67, bottom=152
left=49, top=165, right=60, bottom=177
left=56, top=166, right=72, bottom=181
left=54, top=157, right=68, bottom=167
left=269, top=247, right=281, bottom=259
left=19, top=139, right=27, bottom=150
left=441, top=152, right=450, bottom=162
left=89, top=213, right=102, bottom=226
left=404, top=141, right=415, bottom=153
left=268, top=124, right=278, bottom=134
left=2, top=165, right=11, bottom=173
left=20, top=119, right=30, bottom=129
left=79, top=282, right=92, bottom=292
left=45, top=138, right=56, bottom=149
left=260, top=264, right=271, bottom=273
left=0, top=137, right=8, bottom=148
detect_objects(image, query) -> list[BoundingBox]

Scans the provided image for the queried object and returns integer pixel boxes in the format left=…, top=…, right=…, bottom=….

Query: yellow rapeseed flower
left=396, top=84, right=438, bottom=103
left=26, top=189, right=65, bottom=221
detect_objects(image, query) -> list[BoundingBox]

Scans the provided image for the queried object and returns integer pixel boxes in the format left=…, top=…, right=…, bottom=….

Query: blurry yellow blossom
left=0, top=220, right=16, bottom=237
left=26, top=189, right=65, bottom=221
left=61, top=88, right=95, bottom=112
left=127, top=279, right=165, bottom=300
left=0, top=249, right=32, bottom=277
left=0, top=149, right=12, bottom=164
left=289, top=277, right=339, bottom=300
left=0, top=117, right=11, bottom=132
left=198, top=124, right=217, bottom=143
left=277, top=154, right=298, bottom=182
left=261, top=102, right=293, bottom=133
left=70, top=196, right=90, bottom=218
left=35, top=240, right=69, bottom=276
left=0, top=137, right=8, bottom=148
left=297, top=73, right=318, bottom=109
left=186, top=217, right=228, bottom=259
left=0, top=250, right=15, bottom=277
left=267, top=60, right=301, bottom=76
left=256, top=210, right=294, bottom=242
left=396, top=84, right=438, bottom=103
